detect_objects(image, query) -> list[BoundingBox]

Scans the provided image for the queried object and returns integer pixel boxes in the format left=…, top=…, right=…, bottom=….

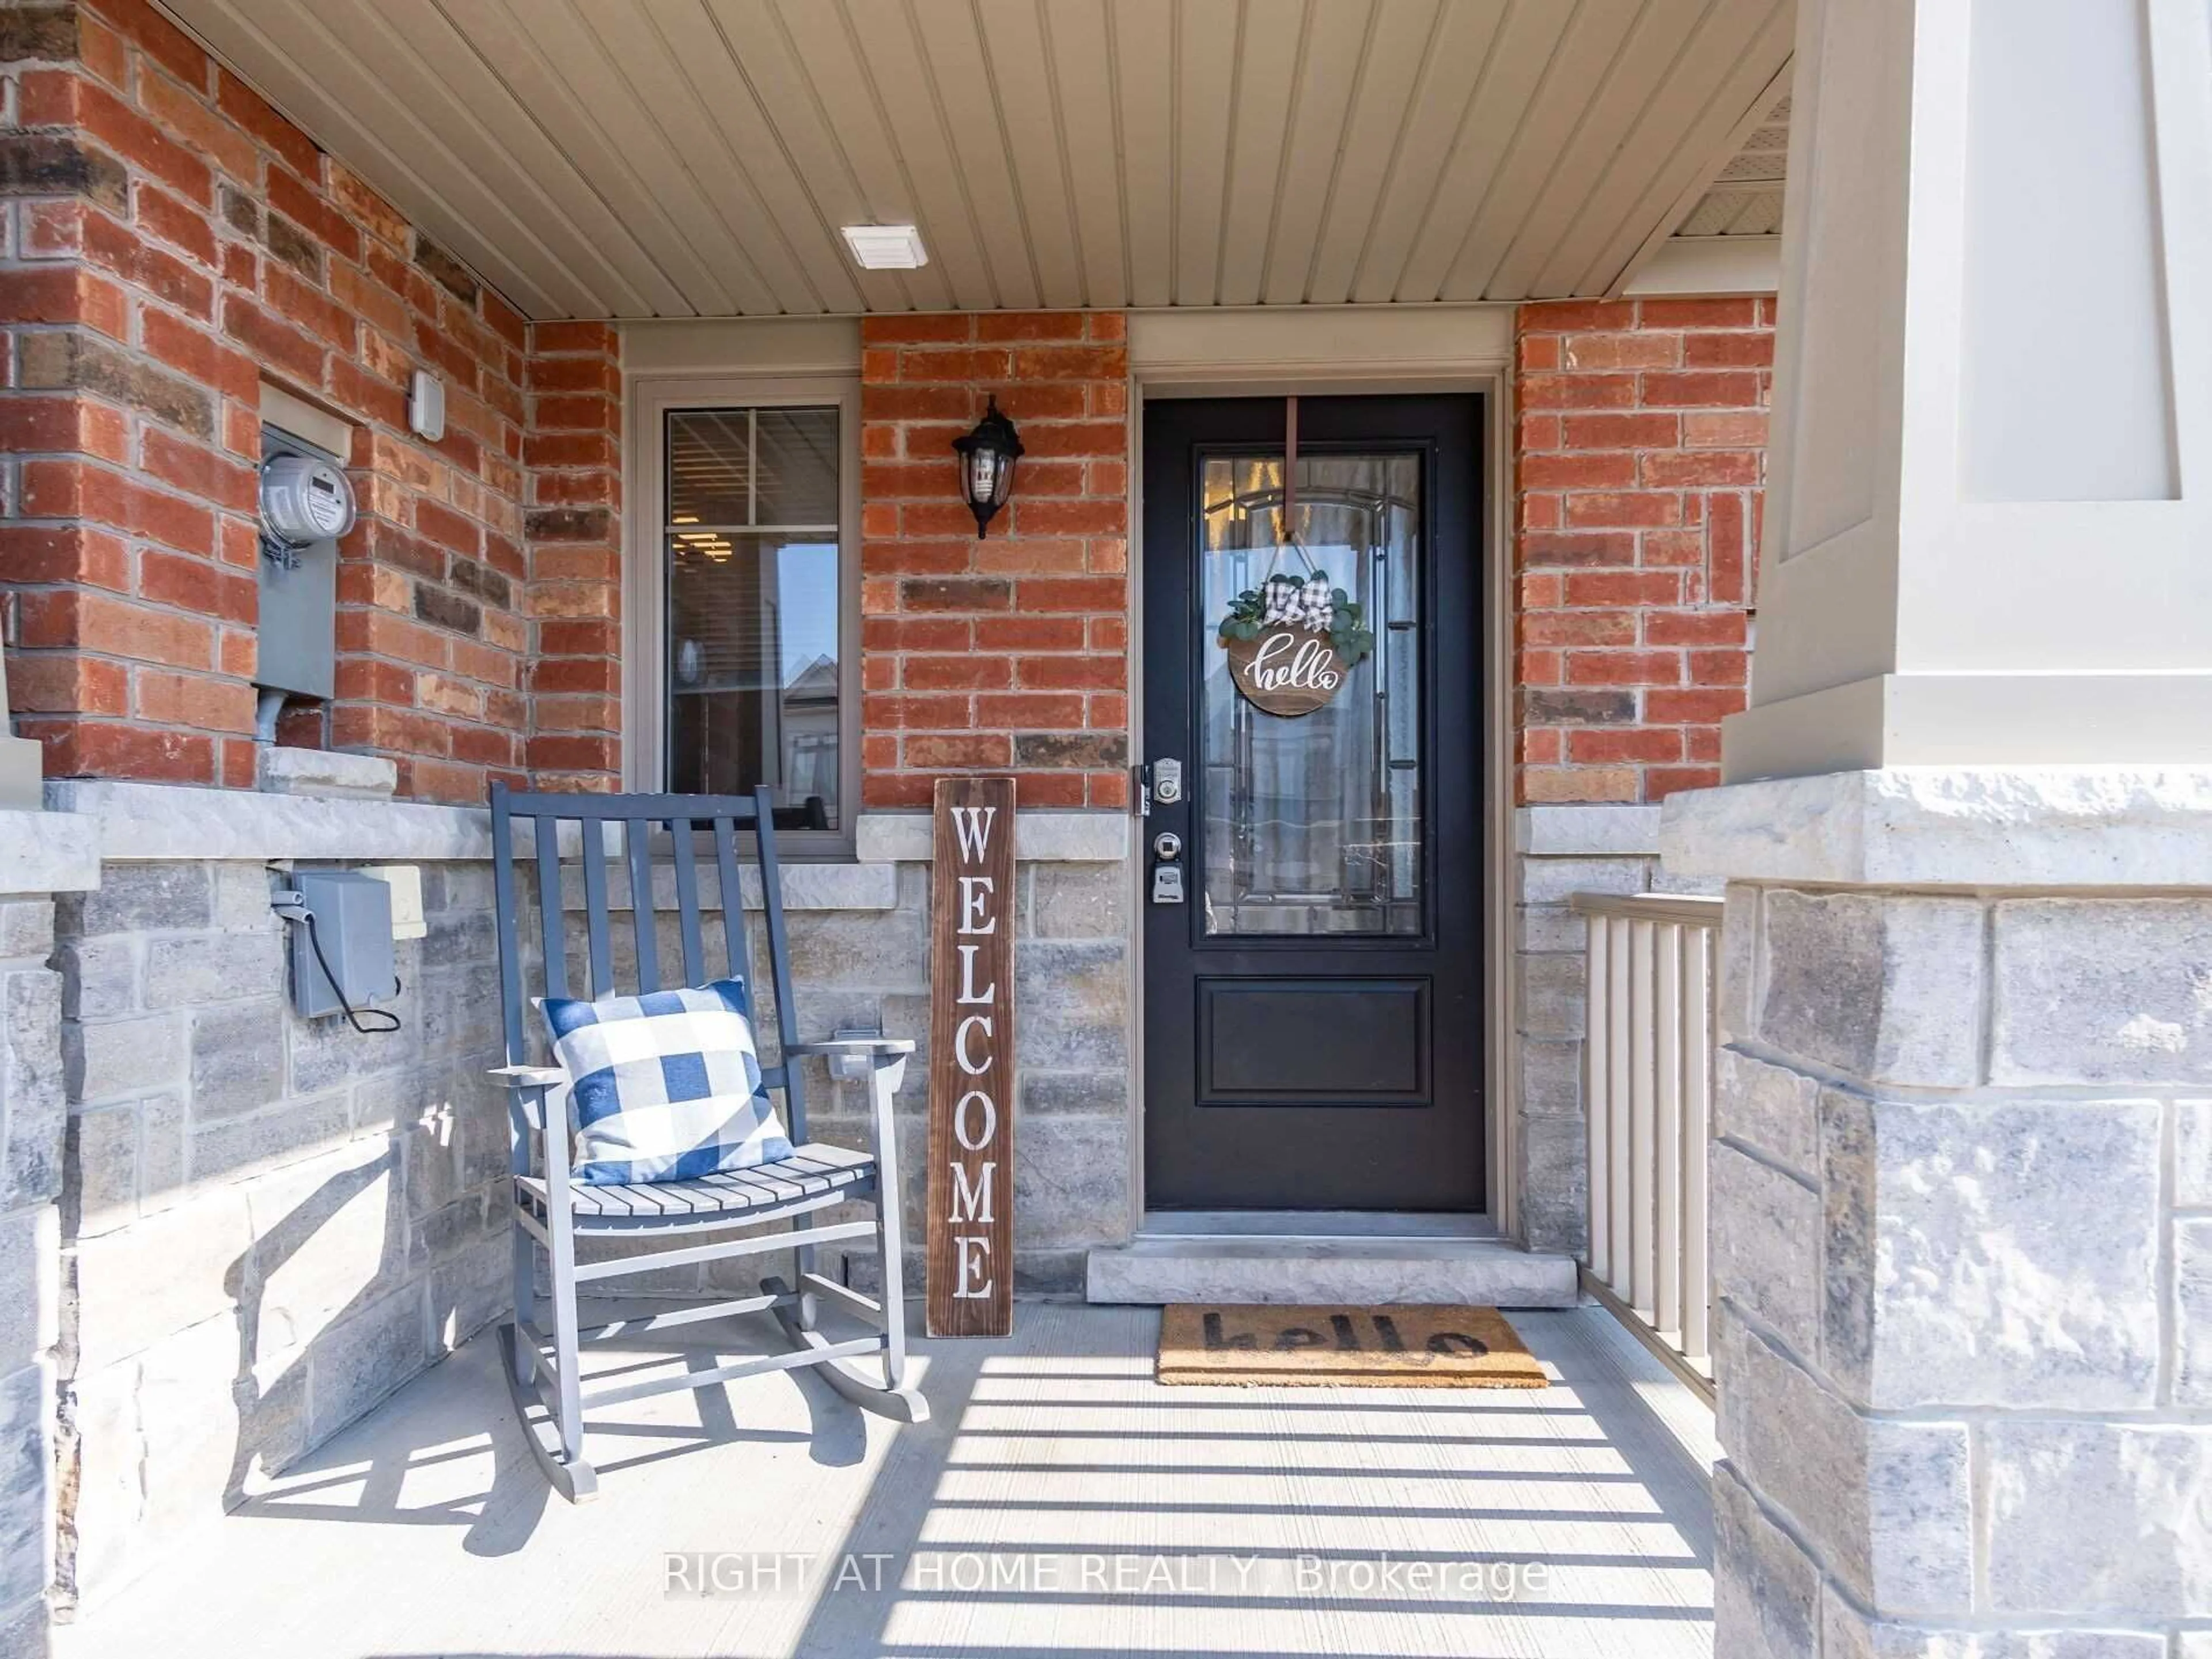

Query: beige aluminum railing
left=1567, top=891, right=1724, bottom=1396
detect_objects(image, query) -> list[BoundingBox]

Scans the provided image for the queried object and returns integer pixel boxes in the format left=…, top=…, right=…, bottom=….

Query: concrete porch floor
left=57, top=1301, right=1715, bottom=1659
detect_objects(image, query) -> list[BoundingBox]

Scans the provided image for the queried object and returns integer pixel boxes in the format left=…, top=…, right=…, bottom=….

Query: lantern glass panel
left=967, top=448, right=1001, bottom=506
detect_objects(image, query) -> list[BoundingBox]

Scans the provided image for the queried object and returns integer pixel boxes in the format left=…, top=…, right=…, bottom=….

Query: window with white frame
left=658, top=402, right=850, bottom=834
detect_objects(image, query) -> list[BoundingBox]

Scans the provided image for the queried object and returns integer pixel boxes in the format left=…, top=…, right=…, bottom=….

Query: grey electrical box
left=257, top=423, right=342, bottom=701
left=285, top=870, right=398, bottom=1020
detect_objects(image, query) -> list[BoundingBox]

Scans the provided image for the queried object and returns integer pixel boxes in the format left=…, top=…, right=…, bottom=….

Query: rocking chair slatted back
left=483, top=782, right=923, bottom=1503
left=489, top=783, right=807, bottom=1142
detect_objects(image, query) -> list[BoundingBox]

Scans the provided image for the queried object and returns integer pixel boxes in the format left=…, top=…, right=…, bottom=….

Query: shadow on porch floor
left=57, top=1302, right=1714, bottom=1659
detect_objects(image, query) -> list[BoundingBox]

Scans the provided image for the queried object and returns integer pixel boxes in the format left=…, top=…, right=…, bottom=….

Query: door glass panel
left=1198, top=451, right=1422, bottom=936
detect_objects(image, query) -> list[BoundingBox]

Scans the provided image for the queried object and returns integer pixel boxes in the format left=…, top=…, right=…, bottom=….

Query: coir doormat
left=1156, top=1304, right=1549, bottom=1388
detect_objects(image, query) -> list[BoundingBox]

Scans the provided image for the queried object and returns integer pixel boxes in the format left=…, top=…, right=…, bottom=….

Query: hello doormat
left=1156, top=1305, right=1550, bottom=1388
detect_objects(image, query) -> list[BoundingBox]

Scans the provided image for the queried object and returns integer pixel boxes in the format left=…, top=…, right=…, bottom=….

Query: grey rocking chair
left=488, top=783, right=926, bottom=1502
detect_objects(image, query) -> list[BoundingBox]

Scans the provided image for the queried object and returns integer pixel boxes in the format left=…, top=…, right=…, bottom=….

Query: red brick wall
left=0, top=0, right=585, bottom=804
left=858, top=312, right=1128, bottom=810
left=523, top=320, right=622, bottom=792
left=0, top=6, right=1770, bottom=829
left=1514, top=297, right=1771, bottom=804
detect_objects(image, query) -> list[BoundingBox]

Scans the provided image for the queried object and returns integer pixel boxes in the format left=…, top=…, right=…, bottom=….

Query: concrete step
left=1085, top=1236, right=1580, bottom=1308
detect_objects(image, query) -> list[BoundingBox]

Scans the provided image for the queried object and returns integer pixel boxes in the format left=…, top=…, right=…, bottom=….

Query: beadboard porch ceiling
left=153, top=0, right=1794, bottom=321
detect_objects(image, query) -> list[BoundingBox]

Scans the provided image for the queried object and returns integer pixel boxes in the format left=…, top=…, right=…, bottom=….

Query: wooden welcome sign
left=925, top=776, right=1016, bottom=1337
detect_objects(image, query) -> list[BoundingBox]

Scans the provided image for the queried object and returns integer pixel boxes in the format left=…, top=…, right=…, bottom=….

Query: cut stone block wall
left=0, top=809, right=97, bottom=1659
left=1666, top=770, right=2212, bottom=1657
left=0, top=892, right=66, bottom=1658
left=531, top=836, right=1134, bottom=1300
left=811, top=851, right=1132, bottom=1296
left=1510, top=801, right=1714, bottom=1256
left=38, top=792, right=1132, bottom=1605
left=52, top=854, right=510, bottom=1605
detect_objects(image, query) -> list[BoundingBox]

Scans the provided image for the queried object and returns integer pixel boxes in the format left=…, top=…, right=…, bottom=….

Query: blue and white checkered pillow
left=538, top=979, right=792, bottom=1185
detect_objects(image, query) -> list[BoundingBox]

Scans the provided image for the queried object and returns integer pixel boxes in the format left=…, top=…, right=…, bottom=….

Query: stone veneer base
left=29, top=783, right=1137, bottom=1616
left=1662, top=763, right=2212, bottom=887
left=1665, top=767, right=2212, bottom=1657
left=18, top=781, right=1614, bottom=1621
left=1510, top=802, right=1716, bottom=1257
left=0, top=815, right=97, bottom=1654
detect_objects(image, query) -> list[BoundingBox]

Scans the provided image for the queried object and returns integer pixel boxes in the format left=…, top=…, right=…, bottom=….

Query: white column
left=1728, top=0, right=2212, bottom=780
left=1674, top=7, right=2212, bottom=1656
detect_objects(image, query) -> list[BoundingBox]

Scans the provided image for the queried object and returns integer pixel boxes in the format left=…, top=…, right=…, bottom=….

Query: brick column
left=522, top=320, right=621, bottom=793
left=0, top=0, right=534, bottom=804
left=858, top=312, right=1128, bottom=811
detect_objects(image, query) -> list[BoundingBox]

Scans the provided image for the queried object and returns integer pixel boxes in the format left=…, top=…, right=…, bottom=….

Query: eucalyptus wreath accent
left=1217, top=571, right=1376, bottom=669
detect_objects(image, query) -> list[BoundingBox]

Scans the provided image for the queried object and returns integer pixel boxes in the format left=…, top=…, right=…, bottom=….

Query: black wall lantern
left=952, top=396, right=1023, bottom=538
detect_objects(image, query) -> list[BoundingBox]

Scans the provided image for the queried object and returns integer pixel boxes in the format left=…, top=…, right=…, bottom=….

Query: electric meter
left=260, top=452, right=357, bottom=547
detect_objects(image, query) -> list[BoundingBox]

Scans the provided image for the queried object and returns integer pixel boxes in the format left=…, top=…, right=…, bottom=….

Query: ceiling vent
left=839, top=224, right=929, bottom=270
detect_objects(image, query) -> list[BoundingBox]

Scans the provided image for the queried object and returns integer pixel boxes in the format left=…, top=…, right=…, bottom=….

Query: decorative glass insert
left=1198, top=451, right=1422, bottom=936
left=665, top=407, right=842, bottom=828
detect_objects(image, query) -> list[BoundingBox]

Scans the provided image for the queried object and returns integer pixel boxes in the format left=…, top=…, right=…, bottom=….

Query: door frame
left=1123, top=306, right=1522, bottom=1237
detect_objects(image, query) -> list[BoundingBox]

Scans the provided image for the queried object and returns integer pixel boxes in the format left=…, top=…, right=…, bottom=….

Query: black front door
left=1141, top=395, right=1484, bottom=1211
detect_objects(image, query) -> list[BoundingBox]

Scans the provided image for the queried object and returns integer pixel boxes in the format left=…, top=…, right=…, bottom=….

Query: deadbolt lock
left=1153, top=831, right=1183, bottom=861
left=1152, top=757, right=1183, bottom=804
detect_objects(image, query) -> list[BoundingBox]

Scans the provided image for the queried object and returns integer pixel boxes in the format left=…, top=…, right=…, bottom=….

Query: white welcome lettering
left=955, top=942, right=996, bottom=1005
left=948, top=1158, right=996, bottom=1222
left=953, top=1089, right=998, bottom=1151
left=956, top=874, right=997, bottom=935
left=955, top=1014, right=994, bottom=1075
left=950, top=805, right=998, bottom=863
left=953, top=1235, right=992, bottom=1297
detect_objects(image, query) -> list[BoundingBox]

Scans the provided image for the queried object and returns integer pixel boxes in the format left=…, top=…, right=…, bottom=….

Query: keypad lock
left=1150, top=827, right=1185, bottom=904
left=1152, top=757, right=1183, bottom=804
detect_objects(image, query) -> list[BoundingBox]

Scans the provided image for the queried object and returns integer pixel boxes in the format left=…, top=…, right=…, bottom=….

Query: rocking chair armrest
left=790, top=1041, right=910, bottom=1169
left=489, top=1065, right=572, bottom=1133
left=490, top=1064, right=569, bottom=1089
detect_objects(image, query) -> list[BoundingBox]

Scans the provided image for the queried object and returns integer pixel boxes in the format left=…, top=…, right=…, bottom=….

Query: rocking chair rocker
left=489, top=783, right=925, bottom=1501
